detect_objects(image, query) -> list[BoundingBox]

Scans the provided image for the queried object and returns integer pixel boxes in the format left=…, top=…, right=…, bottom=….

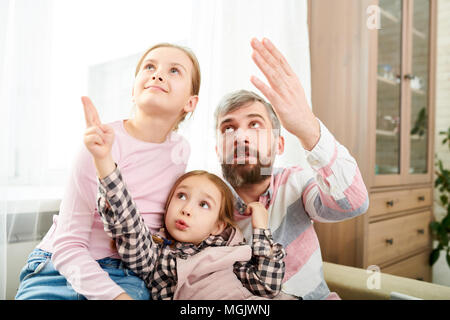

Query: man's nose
left=234, top=129, right=250, bottom=145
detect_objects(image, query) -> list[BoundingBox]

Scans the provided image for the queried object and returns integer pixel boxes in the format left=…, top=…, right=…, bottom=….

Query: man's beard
left=221, top=146, right=274, bottom=189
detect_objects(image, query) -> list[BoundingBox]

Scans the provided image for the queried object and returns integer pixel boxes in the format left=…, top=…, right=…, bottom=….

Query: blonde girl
left=15, top=43, right=201, bottom=300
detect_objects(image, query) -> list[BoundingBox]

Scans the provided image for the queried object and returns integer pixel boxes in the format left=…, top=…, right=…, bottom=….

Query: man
left=214, top=38, right=369, bottom=300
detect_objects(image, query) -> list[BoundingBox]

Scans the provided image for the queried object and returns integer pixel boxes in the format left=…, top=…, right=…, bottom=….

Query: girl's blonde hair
left=134, top=43, right=201, bottom=131
left=164, top=170, right=236, bottom=229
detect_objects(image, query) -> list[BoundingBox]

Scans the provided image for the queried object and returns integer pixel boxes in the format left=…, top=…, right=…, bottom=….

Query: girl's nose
left=181, top=208, right=191, bottom=217
left=152, top=75, right=163, bottom=82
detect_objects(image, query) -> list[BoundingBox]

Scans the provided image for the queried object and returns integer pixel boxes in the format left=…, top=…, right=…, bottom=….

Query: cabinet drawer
left=367, top=211, right=431, bottom=266
left=369, top=188, right=432, bottom=218
left=381, top=251, right=431, bottom=282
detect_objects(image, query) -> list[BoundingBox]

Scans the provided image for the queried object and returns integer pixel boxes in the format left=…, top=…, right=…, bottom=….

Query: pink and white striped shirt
left=229, top=119, right=369, bottom=300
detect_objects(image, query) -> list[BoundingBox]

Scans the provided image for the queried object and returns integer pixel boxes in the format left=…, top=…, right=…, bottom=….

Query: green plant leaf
left=441, top=194, right=449, bottom=206
left=430, top=221, right=440, bottom=233
left=439, top=229, right=449, bottom=245
left=447, top=249, right=450, bottom=268
left=430, top=248, right=440, bottom=266
left=442, top=214, right=450, bottom=230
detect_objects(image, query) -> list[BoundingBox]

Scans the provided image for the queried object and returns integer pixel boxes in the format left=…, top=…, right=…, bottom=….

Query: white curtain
left=0, top=0, right=8, bottom=295
left=0, top=0, right=310, bottom=299
left=0, top=0, right=12, bottom=300
left=181, top=0, right=311, bottom=174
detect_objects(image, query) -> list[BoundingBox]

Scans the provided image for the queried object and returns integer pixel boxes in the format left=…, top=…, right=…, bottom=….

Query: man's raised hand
left=250, top=38, right=320, bottom=151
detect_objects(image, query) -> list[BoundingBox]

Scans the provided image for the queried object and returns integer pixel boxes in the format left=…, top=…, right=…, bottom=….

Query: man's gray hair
left=214, top=90, right=281, bottom=135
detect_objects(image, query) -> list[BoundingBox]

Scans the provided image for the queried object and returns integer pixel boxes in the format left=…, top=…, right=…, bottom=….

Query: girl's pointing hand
left=82, top=96, right=115, bottom=161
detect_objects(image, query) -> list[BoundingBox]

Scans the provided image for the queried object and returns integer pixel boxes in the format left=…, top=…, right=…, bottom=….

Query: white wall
left=432, top=0, right=450, bottom=286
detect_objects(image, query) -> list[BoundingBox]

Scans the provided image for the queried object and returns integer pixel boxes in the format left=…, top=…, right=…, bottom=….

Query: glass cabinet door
left=409, top=0, right=430, bottom=175
left=375, top=0, right=403, bottom=175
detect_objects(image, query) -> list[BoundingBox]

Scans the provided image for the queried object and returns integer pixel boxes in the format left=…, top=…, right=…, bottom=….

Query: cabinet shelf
left=377, top=76, right=426, bottom=95
left=377, top=75, right=399, bottom=86
left=376, top=129, right=425, bottom=141
left=380, top=8, right=426, bottom=41
left=380, top=8, right=400, bottom=24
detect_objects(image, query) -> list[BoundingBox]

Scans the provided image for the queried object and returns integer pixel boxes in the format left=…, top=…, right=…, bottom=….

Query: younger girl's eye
left=145, top=64, right=155, bottom=71
left=199, top=201, right=210, bottom=209
left=170, top=67, right=180, bottom=74
left=177, top=193, right=186, bottom=200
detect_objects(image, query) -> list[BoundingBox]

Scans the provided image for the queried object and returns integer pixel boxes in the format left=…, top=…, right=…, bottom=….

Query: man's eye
left=177, top=193, right=186, bottom=200
left=200, top=201, right=210, bottom=209
left=224, top=126, right=234, bottom=133
left=250, top=122, right=261, bottom=129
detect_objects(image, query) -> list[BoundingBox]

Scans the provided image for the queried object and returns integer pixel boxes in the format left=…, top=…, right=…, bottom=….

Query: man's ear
left=276, top=135, right=285, bottom=155
left=183, top=95, right=199, bottom=113
left=211, top=220, right=227, bottom=236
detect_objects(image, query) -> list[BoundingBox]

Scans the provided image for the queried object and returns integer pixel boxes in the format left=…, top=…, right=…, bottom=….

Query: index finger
left=81, top=96, right=101, bottom=127
left=260, top=38, right=295, bottom=77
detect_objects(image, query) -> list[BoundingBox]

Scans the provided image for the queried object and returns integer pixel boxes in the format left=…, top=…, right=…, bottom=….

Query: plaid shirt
left=97, top=166, right=286, bottom=300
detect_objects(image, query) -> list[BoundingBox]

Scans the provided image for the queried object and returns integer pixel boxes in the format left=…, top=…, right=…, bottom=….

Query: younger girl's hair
left=134, top=43, right=201, bottom=131
left=164, top=170, right=236, bottom=229
left=111, top=170, right=235, bottom=251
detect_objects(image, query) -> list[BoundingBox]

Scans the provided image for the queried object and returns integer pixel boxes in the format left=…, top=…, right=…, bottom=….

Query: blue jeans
left=15, top=248, right=150, bottom=300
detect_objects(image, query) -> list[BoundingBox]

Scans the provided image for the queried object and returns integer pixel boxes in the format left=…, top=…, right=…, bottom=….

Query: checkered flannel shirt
left=97, top=165, right=286, bottom=300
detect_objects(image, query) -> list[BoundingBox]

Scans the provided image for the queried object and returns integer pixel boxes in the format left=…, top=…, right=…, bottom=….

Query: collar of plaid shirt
left=154, top=226, right=241, bottom=259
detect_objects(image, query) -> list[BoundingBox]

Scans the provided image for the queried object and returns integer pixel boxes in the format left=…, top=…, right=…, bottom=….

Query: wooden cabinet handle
left=386, top=200, right=394, bottom=207
left=385, top=238, right=394, bottom=245
left=417, top=229, right=425, bottom=234
left=418, top=196, right=425, bottom=201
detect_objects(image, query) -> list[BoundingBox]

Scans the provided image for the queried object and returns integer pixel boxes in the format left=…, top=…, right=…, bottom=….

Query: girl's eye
left=223, top=126, right=234, bottom=134
left=145, top=64, right=155, bottom=71
left=250, top=122, right=261, bottom=129
left=199, top=201, right=210, bottom=209
left=177, top=193, right=186, bottom=200
left=170, top=67, right=180, bottom=74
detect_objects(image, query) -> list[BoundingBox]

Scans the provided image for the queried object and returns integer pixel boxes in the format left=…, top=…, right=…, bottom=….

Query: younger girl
left=15, top=43, right=200, bottom=300
left=87, top=118, right=286, bottom=299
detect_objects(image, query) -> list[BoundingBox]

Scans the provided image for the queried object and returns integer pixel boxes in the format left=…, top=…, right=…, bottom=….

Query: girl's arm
left=51, top=145, right=127, bottom=300
left=97, top=164, right=159, bottom=282
left=233, top=202, right=286, bottom=298
left=233, top=228, right=286, bottom=298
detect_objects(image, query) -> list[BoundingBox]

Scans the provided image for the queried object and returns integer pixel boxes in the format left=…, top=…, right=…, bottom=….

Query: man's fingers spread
left=250, top=76, right=278, bottom=105
left=262, top=38, right=294, bottom=76
left=251, top=38, right=278, bottom=70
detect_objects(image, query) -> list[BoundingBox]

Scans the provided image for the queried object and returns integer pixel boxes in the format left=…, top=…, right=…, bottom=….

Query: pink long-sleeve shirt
left=37, top=120, right=190, bottom=300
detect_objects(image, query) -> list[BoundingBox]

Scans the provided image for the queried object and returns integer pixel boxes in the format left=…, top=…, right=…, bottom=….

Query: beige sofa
left=323, top=262, right=450, bottom=300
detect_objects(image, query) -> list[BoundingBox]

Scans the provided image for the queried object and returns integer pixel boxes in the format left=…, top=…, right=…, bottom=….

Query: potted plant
left=430, top=127, right=450, bottom=269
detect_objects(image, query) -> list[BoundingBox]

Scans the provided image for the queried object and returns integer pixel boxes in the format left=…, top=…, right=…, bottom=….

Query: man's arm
left=301, top=119, right=369, bottom=222
left=250, top=38, right=368, bottom=221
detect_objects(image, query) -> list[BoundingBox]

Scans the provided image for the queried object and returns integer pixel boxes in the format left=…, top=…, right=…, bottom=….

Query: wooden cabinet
left=308, top=0, right=436, bottom=282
